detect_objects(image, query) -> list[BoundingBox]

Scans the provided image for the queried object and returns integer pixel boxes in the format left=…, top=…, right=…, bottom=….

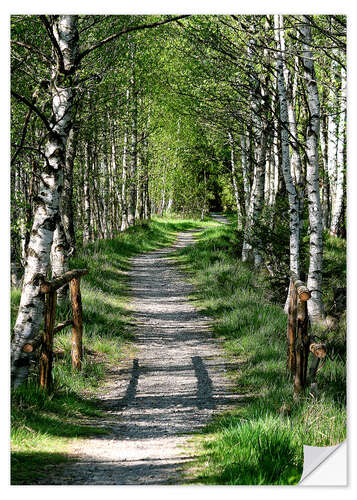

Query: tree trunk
left=120, top=123, right=129, bottom=231
left=228, top=131, right=243, bottom=229
left=11, top=16, right=79, bottom=388
left=127, top=48, right=138, bottom=227
left=301, top=16, right=325, bottom=323
left=242, top=126, right=268, bottom=265
left=50, top=219, right=69, bottom=303
left=83, top=143, right=91, bottom=244
left=241, top=133, right=251, bottom=215
left=327, top=55, right=338, bottom=220
left=330, top=63, right=346, bottom=236
left=319, top=104, right=330, bottom=230
left=274, top=15, right=300, bottom=278
left=61, top=124, right=77, bottom=254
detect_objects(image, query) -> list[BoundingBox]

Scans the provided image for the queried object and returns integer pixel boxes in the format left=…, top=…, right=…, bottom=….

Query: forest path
left=39, top=215, right=242, bottom=485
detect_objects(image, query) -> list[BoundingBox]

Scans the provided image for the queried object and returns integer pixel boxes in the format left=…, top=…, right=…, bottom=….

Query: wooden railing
left=22, top=269, right=88, bottom=391
left=287, top=274, right=326, bottom=395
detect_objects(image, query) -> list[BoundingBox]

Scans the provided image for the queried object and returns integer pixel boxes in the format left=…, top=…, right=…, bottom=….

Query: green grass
left=174, top=216, right=346, bottom=485
left=11, top=214, right=346, bottom=485
left=11, top=380, right=105, bottom=485
left=11, top=215, right=216, bottom=485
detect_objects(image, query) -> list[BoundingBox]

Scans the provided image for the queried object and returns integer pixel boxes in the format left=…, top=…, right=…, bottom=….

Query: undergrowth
left=175, top=215, right=346, bottom=485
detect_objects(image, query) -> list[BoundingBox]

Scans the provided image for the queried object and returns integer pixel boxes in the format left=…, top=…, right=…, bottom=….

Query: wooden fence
left=22, top=269, right=88, bottom=391
left=287, top=274, right=326, bottom=395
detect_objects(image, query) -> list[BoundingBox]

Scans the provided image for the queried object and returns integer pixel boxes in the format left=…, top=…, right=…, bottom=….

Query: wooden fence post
left=70, top=277, right=83, bottom=370
left=39, top=290, right=57, bottom=390
left=294, top=297, right=309, bottom=394
left=287, top=275, right=312, bottom=395
left=287, top=279, right=297, bottom=375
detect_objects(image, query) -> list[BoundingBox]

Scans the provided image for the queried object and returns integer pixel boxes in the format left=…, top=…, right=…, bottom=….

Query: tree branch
left=78, top=15, right=190, bottom=62
left=11, top=90, right=52, bottom=134
left=39, top=15, right=65, bottom=73
left=11, top=88, right=41, bottom=166
left=11, top=40, right=53, bottom=64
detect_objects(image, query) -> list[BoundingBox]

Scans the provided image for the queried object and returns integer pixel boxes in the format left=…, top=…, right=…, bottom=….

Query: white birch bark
left=330, top=63, right=346, bottom=236
left=242, top=129, right=268, bottom=264
left=120, top=117, right=129, bottom=232
left=83, top=143, right=91, bottom=243
left=274, top=15, right=300, bottom=278
left=228, top=130, right=243, bottom=229
left=127, top=47, right=137, bottom=227
left=11, top=16, right=79, bottom=387
left=327, top=55, right=338, bottom=215
left=242, top=35, right=268, bottom=265
left=241, top=133, right=251, bottom=215
left=320, top=112, right=330, bottom=230
left=301, top=16, right=325, bottom=323
left=61, top=124, right=76, bottom=252
left=110, top=123, right=120, bottom=233
left=50, top=219, right=69, bottom=302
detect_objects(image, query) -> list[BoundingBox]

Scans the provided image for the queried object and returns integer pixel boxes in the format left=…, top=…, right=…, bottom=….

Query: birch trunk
left=103, top=158, right=110, bottom=239
left=301, top=16, right=325, bottom=323
left=61, top=124, right=76, bottom=253
left=286, top=57, right=304, bottom=231
left=110, top=122, right=120, bottom=233
left=228, top=131, right=243, bottom=229
left=242, top=35, right=269, bottom=265
left=330, top=64, right=346, bottom=236
left=50, top=219, right=69, bottom=302
left=242, top=127, right=268, bottom=264
left=127, top=48, right=137, bottom=227
left=274, top=15, right=300, bottom=278
left=240, top=133, right=251, bottom=215
left=135, top=149, right=143, bottom=221
left=83, top=143, right=91, bottom=244
left=320, top=108, right=330, bottom=230
left=11, top=16, right=79, bottom=387
left=327, top=55, right=338, bottom=217
left=120, top=124, right=129, bottom=231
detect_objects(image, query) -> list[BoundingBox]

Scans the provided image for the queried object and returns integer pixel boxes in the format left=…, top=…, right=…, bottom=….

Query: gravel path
left=38, top=216, right=242, bottom=485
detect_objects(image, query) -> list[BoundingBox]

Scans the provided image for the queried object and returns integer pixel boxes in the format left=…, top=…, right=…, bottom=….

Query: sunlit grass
left=175, top=215, right=346, bottom=485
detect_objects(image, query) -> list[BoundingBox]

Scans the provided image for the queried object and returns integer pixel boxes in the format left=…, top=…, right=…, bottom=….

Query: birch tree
left=301, top=16, right=325, bottom=323
left=11, top=16, right=79, bottom=387
left=330, top=62, right=346, bottom=236
left=274, top=15, right=300, bottom=278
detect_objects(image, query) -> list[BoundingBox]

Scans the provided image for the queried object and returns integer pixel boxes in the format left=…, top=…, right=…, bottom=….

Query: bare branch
left=78, top=15, right=190, bottom=62
left=11, top=39, right=53, bottom=64
left=39, top=15, right=65, bottom=73
left=11, top=90, right=52, bottom=134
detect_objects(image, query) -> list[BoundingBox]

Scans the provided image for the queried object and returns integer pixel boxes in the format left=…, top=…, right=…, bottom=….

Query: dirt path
left=39, top=217, right=242, bottom=485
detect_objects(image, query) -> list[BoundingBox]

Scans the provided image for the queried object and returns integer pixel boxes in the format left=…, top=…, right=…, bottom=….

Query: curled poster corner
left=299, top=440, right=347, bottom=485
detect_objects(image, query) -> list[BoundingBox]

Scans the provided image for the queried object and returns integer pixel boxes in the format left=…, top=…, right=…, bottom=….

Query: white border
left=2, top=1, right=355, bottom=498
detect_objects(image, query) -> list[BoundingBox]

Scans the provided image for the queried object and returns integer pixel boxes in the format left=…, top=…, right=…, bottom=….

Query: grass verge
left=174, top=216, right=346, bottom=485
left=10, top=215, right=215, bottom=485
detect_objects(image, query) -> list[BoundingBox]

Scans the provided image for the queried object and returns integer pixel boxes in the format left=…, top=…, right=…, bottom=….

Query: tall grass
left=175, top=218, right=346, bottom=485
left=11, top=215, right=215, bottom=485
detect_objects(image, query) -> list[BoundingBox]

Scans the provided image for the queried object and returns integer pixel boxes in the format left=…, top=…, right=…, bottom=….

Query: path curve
left=38, top=218, right=242, bottom=485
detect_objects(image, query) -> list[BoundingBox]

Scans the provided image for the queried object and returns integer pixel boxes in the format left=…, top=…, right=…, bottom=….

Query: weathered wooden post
left=70, top=276, right=83, bottom=370
left=39, top=290, right=57, bottom=390
left=287, top=279, right=297, bottom=375
left=294, top=297, right=309, bottom=394
left=308, top=343, right=327, bottom=382
left=287, top=275, right=311, bottom=394
left=21, top=269, right=88, bottom=389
